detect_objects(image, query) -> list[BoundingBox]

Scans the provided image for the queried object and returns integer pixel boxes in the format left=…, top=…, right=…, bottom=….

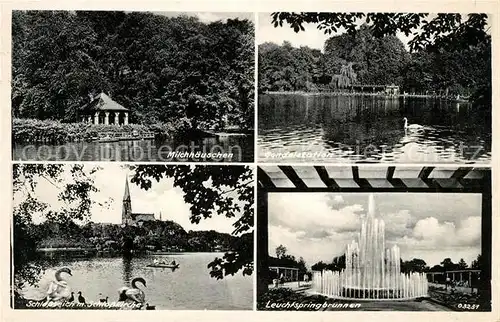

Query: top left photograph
left=11, top=11, right=255, bottom=162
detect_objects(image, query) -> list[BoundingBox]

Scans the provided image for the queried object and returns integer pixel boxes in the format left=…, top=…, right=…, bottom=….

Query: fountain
left=311, top=194, right=428, bottom=300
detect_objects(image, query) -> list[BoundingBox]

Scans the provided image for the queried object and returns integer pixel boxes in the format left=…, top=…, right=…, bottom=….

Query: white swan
left=403, top=117, right=424, bottom=131
left=118, top=277, right=146, bottom=305
left=46, top=267, right=72, bottom=302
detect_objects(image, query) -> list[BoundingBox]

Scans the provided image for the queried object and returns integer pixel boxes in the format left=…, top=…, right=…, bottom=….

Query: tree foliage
left=259, top=13, right=490, bottom=108
left=12, top=11, right=254, bottom=130
left=12, top=164, right=102, bottom=289
left=270, top=13, right=489, bottom=52
left=12, top=164, right=254, bottom=291
left=130, top=165, right=254, bottom=279
left=312, top=255, right=479, bottom=274
left=275, top=244, right=287, bottom=258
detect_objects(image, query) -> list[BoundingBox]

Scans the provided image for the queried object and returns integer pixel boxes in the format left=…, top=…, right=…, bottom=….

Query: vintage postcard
left=11, top=11, right=255, bottom=162
left=0, top=1, right=498, bottom=322
left=257, top=166, right=492, bottom=312
left=11, top=164, right=254, bottom=310
left=257, top=12, right=492, bottom=164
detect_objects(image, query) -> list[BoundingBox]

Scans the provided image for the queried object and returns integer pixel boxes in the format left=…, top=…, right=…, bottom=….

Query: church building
left=122, top=178, right=156, bottom=226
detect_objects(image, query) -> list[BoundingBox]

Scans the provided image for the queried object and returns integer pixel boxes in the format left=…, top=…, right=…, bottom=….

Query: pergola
left=268, top=256, right=301, bottom=283
left=257, top=166, right=491, bottom=309
left=427, top=269, right=481, bottom=286
left=269, top=266, right=299, bottom=282
left=79, top=92, right=129, bottom=125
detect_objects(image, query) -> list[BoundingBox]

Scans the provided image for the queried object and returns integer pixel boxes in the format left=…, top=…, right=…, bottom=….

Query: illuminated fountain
left=311, top=194, right=428, bottom=300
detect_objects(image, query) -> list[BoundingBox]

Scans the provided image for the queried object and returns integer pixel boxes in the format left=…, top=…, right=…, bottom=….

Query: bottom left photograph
left=11, top=163, right=254, bottom=310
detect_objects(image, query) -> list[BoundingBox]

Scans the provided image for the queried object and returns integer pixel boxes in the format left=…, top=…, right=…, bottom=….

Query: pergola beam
left=314, top=166, right=339, bottom=189
left=278, top=166, right=307, bottom=189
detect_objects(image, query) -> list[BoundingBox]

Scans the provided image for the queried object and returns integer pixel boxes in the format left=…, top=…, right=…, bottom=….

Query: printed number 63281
left=457, top=304, right=479, bottom=310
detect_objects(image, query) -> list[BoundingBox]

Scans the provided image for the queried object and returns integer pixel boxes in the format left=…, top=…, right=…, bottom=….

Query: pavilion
left=78, top=92, right=129, bottom=125
left=268, top=256, right=300, bottom=283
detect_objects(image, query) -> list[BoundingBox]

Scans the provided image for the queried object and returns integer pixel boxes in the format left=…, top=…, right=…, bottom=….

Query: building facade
left=122, top=178, right=156, bottom=226
left=79, top=92, right=130, bottom=125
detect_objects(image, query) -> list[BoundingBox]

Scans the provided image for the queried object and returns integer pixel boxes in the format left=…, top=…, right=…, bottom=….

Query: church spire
left=123, top=177, right=130, bottom=201
left=122, top=176, right=132, bottom=225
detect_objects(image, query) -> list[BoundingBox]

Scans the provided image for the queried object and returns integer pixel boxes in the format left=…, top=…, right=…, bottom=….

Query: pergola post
left=94, top=112, right=99, bottom=124
left=124, top=112, right=129, bottom=125
left=104, top=112, right=110, bottom=125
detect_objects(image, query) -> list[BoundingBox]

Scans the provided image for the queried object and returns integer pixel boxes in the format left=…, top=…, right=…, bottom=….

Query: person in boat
left=170, top=260, right=176, bottom=266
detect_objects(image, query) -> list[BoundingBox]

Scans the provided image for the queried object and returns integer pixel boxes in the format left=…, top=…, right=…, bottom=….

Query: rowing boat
left=146, top=263, right=180, bottom=269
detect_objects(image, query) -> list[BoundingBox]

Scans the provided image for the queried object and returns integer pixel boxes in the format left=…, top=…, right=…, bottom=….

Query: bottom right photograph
left=256, top=166, right=491, bottom=312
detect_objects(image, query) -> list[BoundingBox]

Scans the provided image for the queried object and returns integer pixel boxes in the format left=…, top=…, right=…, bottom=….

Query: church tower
left=122, top=177, right=133, bottom=225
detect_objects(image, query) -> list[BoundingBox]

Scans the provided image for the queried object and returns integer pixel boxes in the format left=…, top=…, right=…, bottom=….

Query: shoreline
left=260, top=91, right=470, bottom=102
left=36, top=248, right=231, bottom=254
left=12, top=118, right=252, bottom=145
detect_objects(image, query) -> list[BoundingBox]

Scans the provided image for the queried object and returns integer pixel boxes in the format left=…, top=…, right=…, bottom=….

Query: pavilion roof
left=80, top=93, right=128, bottom=112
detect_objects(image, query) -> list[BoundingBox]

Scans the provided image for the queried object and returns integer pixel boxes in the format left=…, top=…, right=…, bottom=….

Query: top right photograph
left=257, top=12, right=491, bottom=164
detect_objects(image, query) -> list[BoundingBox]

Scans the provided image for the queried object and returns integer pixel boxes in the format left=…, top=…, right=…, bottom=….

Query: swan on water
left=46, top=267, right=72, bottom=302
left=403, top=117, right=424, bottom=131
left=117, top=277, right=146, bottom=305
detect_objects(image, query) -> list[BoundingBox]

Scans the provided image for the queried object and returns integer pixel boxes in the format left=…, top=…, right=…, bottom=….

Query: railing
left=94, top=131, right=156, bottom=141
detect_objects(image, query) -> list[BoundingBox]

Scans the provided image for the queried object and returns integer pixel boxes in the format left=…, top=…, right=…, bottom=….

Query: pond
left=258, top=94, right=491, bottom=163
left=12, top=135, right=254, bottom=162
left=19, top=253, right=252, bottom=310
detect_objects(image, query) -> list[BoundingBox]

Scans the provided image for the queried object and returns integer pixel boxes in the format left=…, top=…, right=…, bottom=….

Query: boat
left=146, top=263, right=180, bottom=269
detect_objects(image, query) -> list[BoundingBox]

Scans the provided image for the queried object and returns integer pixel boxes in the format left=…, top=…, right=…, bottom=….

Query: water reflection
left=258, top=94, right=491, bottom=163
left=12, top=135, right=254, bottom=162
left=20, top=253, right=252, bottom=310
left=122, top=255, right=132, bottom=286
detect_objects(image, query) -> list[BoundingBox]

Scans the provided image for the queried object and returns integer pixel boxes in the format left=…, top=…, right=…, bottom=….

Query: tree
left=269, top=13, right=489, bottom=52
left=297, top=257, right=307, bottom=276
left=323, top=24, right=409, bottom=86
left=430, top=264, right=445, bottom=272
left=471, top=254, right=482, bottom=269
left=258, top=41, right=322, bottom=92
left=311, top=254, right=345, bottom=272
left=441, top=258, right=458, bottom=271
left=401, top=258, right=429, bottom=273
left=12, top=11, right=255, bottom=130
left=12, top=164, right=102, bottom=290
left=275, top=244, right=287, bottom=259
left=267, top=12, right=491, bottom=107
left=130, top=165, right=254, bottom=279
left=458, top=258, right=468, bottom=270
left=12, top=164, right=254, bottom=295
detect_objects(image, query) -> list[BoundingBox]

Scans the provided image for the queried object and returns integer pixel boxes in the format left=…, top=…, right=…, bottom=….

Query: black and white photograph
left=257, top=166, right=491, bottom=311
left=257, top=13, right=492, bottom=163
left=11, top=11, right=255, bottom=162
left=11, top=164, right=254, bottom=310
left=3, top=4, right=499, bottom=320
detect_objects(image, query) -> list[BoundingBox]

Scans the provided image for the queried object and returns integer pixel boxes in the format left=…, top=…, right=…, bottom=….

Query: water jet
left=311, top=194, right=429, bottom=300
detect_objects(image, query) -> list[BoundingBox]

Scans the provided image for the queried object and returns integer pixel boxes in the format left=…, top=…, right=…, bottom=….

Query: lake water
left=258, top=94, right=491, bottom=163
left=20, top=253, right=252, bottom=310
left=12, top=135, right=254, bottom=162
